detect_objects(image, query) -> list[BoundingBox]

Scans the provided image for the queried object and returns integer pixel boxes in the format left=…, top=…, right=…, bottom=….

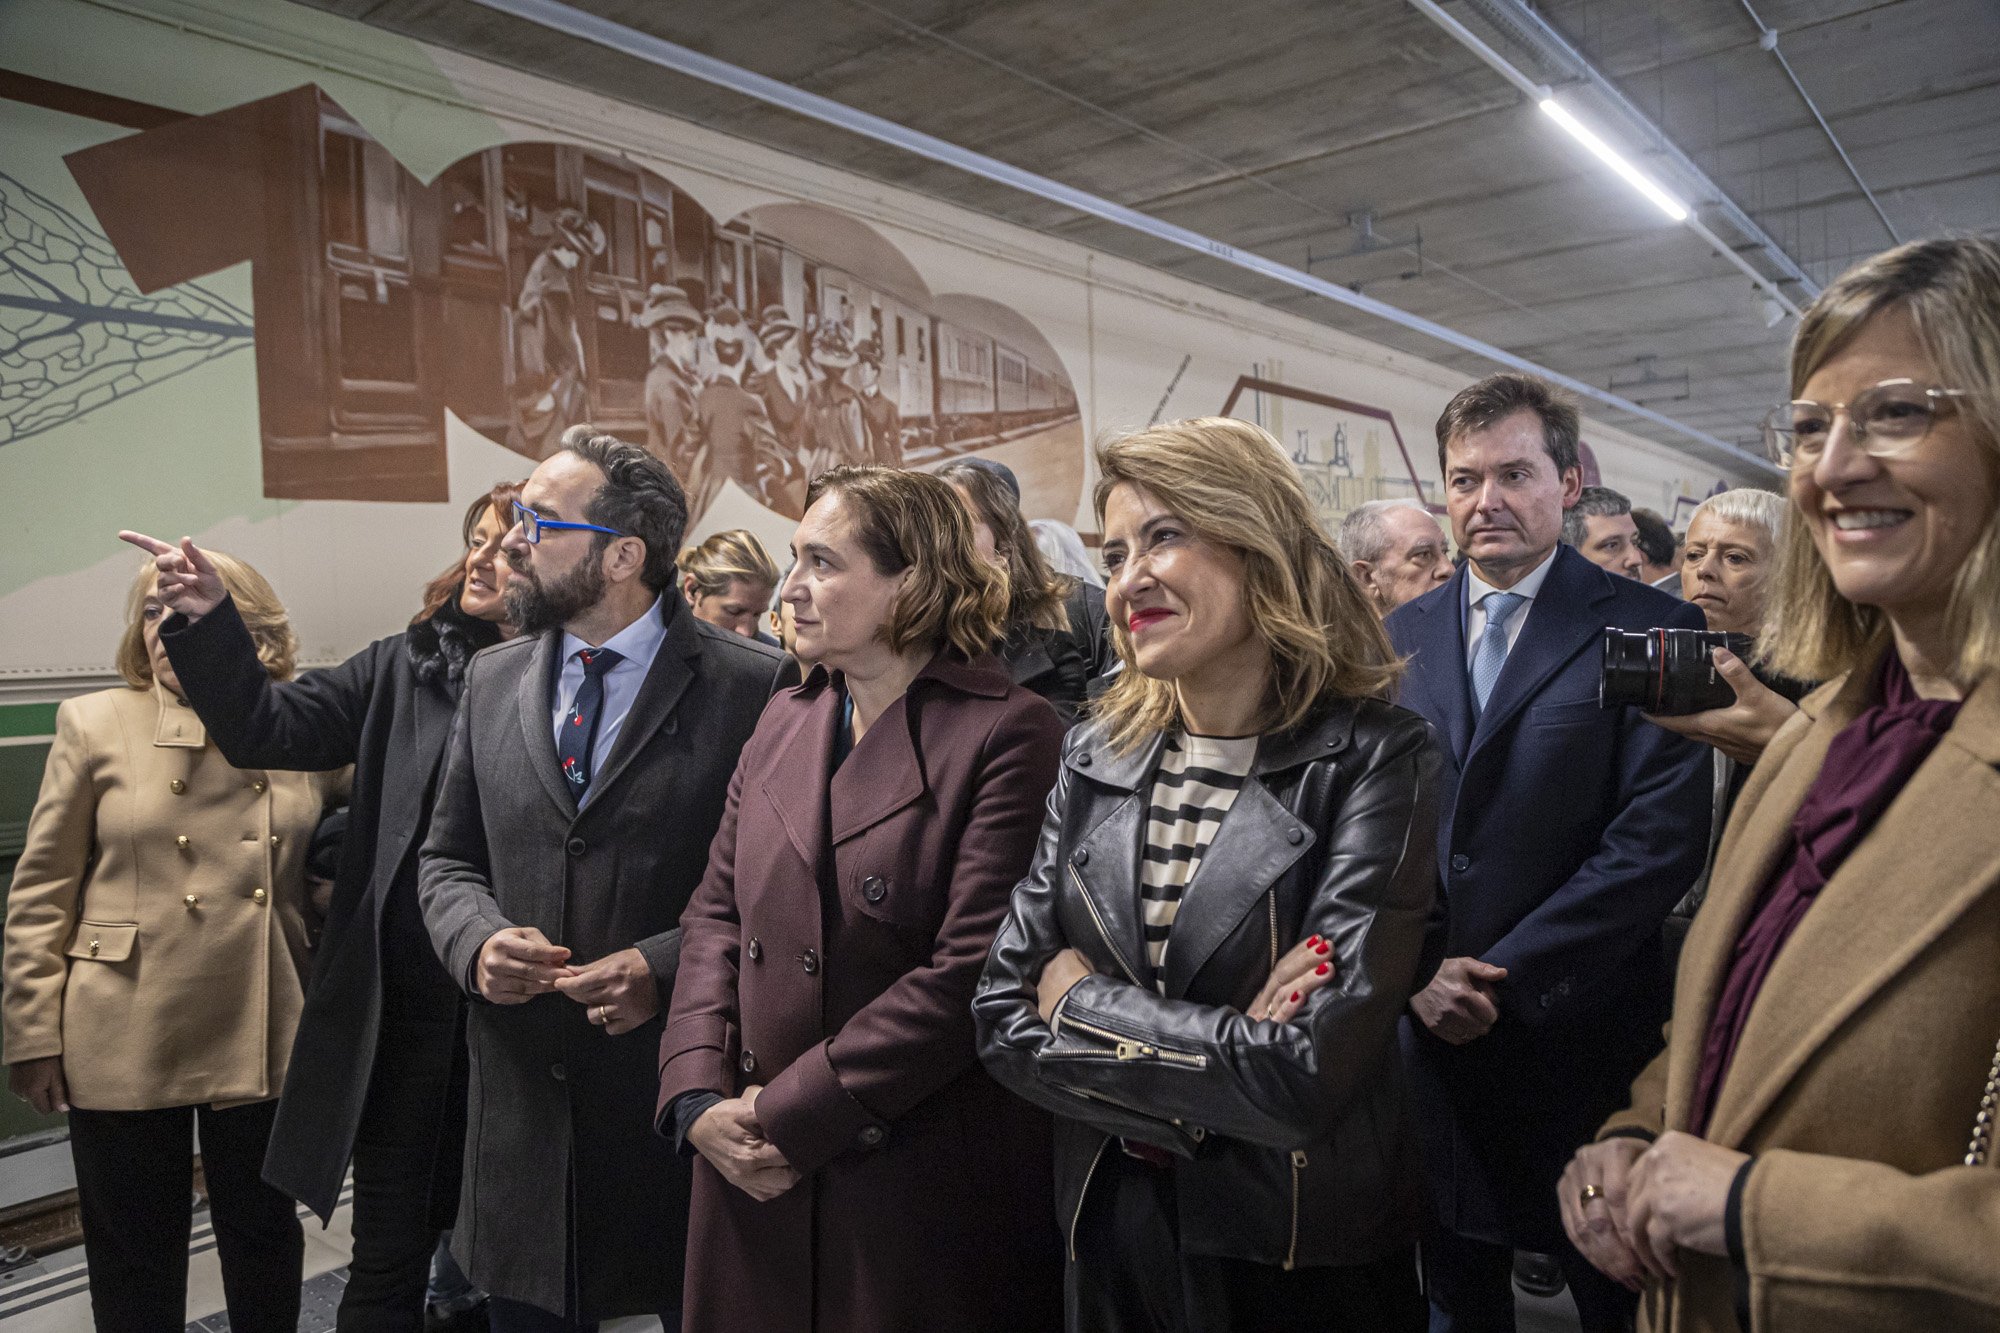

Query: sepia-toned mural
left=52, top=84, right=1083, bottom=522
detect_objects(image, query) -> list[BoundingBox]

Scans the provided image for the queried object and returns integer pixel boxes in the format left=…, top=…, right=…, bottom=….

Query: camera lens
left=1599, top=628, right=1749, bottom=715
left=1599, top=629, right=1656, bottom=710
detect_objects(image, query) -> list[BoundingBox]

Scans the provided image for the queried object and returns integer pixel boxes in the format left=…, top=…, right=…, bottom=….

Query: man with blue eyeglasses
left=421, top=427, right=783, bottom=1331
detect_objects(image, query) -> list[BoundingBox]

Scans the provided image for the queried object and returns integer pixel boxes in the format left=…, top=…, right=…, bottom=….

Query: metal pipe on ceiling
left=462, top=0, right=1780, bottom=479
left=1735, top=0, right=1903, bottom=247
left=1460, top=0, right=1821, bottom=302
left=1406, top=0, right=1804, bottom=321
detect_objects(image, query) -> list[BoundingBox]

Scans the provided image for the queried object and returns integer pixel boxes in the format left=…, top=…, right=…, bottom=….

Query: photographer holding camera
left=1610, top=490, right=1805, bottom=970
left=1634, top=491, right=1805, bottom=769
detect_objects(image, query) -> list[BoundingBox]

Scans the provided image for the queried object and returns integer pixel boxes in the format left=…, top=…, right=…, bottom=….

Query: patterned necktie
left=1470, top=591, right=1525, bottom=716
left=558, top=647, right=625, bottom=799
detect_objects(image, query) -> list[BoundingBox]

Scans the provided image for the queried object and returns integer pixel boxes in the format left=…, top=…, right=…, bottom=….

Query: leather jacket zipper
left=1267, top=890, right=1279, bottom=972
left=1052, top=1015, right=1209, bottom=1069
left=1283, top=1148, right=1309, bottom=1270
left=1070, top=862, right=1143, bottom=986
left=1070, top=1136, right=1111, bottom=1262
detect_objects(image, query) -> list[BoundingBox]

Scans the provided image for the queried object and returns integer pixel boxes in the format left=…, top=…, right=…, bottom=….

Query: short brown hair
left=118, top=551, right=297, bottom=688
left=1436, top=372, right=1581, bottom=478
left=679, top=529, right=780, bottom=600
left=804, top=466, right=1008, bottom=660
left=937, top=459, right=1074, bottom=636
left=1761, top=236, right=2000, bottom=684
left=1091, top=417, right=1399, bottom=752
left=415, top=480, right=525, bottom=625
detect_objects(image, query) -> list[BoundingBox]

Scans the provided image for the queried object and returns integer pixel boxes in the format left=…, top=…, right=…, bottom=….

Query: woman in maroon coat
left=658, top=465, right=1067, bottom=1331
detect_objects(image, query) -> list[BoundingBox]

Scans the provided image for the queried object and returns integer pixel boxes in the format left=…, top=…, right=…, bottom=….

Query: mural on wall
left=0, top=168, right=252, bottom=447
left=45, top=84, right=1083, bottom=521
left=1220, top=370, right=1730, bottom=537
left=1222, top=373, right=1436, bottom=529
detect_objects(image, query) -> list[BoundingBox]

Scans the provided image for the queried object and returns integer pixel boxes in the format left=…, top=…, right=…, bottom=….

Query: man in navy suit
left=1387, top=373, right=1712, bottom=1331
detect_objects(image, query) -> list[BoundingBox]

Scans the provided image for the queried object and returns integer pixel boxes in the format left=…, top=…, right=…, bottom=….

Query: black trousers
left=1069, top=1150, right=1425, bottom=1333
left=337, top=1007, right=469, bottom=1331
left=1421, top=1224, right=1636, bottom=1333
left=69, top=1098, right=303, bottom=1333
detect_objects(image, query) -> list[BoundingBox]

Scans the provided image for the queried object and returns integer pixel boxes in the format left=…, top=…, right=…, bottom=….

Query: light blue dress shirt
left=1461, top=546, right=1558, bottom=671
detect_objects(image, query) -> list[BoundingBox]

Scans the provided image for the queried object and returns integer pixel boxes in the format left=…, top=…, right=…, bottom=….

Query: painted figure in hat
left=509, top=207, right=605, bottom=457
left=748, top=304, right=814, bottom=478
left=854, top=336, right=903, bottom=467
left=682, top=304, right=799, bottom=518
left=637, top=283, right=704, bottom=468
left=806, top=325, right=868, bottom=478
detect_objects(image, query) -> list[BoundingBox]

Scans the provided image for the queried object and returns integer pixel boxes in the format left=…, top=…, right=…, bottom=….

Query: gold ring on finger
left=1580, top=1183, right=1605, bottom=1204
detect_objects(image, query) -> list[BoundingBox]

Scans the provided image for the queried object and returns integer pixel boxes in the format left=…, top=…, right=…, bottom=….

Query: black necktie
left=558, top=647, right=624, bottom=800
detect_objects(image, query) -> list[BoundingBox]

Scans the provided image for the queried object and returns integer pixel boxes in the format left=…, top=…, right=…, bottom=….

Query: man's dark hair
left=1630, top=507, right=1676, bottom=568
left=1435, top=372, right=1581, bottom=478
left=558, top=425, right=686, bottom=593
left=1560, top=485, right=1632, bottom=548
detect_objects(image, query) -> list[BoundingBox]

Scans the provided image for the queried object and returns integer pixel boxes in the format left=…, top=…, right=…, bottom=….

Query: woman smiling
left=1563, top=237, right=2000, bottom=1331
left=976, top=418, right=1440, bottom=1332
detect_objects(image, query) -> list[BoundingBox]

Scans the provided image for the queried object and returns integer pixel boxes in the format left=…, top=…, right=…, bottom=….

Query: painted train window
left=441, top=154, right=495, bottom=259
left=320, top=109, right=418, bottom=400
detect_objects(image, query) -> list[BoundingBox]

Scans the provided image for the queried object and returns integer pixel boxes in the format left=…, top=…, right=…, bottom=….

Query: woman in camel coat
left=3, top=553, right=344, bottom=1333
left=1561, top=237, right=2000, bottom=1331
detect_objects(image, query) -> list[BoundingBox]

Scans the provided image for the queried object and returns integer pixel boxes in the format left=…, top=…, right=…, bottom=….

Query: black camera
left=1599, top=628, right=1755, bottom=716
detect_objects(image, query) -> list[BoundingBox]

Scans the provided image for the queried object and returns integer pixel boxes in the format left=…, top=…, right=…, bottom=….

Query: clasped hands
left=1559, top=1131, right=1747, bottom=1291
left=474, top=926, right=658, bottom=1035
left=1409, top=956, right=1509, bottom=1045
left=689, top=1085, right=798, bottom=1202
left=1033, top=933, right=1340, bottom=1027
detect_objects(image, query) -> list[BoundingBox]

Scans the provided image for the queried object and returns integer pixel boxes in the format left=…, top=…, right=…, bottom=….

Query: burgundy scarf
left=1689, top=653, right=1961, bottom=1138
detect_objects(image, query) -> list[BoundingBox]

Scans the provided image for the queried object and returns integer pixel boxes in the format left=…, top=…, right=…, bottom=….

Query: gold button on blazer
left=2, top=686, right=346, bottom=1110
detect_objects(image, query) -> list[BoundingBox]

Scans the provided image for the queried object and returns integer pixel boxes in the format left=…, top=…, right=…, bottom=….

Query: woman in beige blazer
left=1559, top=236, right=2000, bottom=1332
left=4, top=551, right=343, bottom=1333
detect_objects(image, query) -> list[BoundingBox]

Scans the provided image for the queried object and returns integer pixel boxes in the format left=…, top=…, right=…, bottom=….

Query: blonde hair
left=118, top=550, right=298, bottom=688
left=804, top=466, right=1009, bottom=660
left=1688, top=488, right=1786, bottom=551
left=679, top=529, right=780, bottom=600
left=1090, top=417, right=1399, bottom=752
left=1760, top=237, right=2000, bottom=685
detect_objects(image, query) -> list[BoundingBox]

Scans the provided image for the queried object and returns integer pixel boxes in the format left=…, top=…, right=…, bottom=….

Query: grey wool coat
left=420, top=596, right=782, bottom=1319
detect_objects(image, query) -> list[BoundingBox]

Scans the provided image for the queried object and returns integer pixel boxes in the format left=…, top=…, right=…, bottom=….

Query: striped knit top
left=1141, top=731, right=1258, bottom=992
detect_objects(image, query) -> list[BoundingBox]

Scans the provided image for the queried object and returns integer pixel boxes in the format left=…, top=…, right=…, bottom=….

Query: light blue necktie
left=1470, top=591, right=1525, bottom=716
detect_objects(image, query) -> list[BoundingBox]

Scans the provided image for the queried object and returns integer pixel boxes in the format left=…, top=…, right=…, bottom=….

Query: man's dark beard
left=504, top=551, right=608, bottom=636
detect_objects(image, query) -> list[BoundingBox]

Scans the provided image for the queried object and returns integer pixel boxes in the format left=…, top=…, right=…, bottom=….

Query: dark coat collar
left=763, top=649, right=1011, bottom=870
left=515, top=595, right=702, bottom=819
left=1395, top=544, right=1620, bottom=760
left=795, top=649, right=1012, bottom=702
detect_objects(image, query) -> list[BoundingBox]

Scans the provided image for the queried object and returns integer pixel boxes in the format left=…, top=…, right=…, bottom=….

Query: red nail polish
left=1314, top=940, right=1330, bottom=954
left=1290, top=990, right=1301, bottom=1002
left=1307, top=934, right=1321, bottom=947
left=1315, top=962, right=1329, bottom=975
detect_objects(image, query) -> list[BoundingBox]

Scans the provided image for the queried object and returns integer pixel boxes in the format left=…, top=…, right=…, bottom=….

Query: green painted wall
left=0, top=703, right=60, bottom=1139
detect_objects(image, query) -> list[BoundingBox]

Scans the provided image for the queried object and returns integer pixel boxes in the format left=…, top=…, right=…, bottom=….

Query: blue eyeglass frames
left=511, top=500, right=628, bottom=545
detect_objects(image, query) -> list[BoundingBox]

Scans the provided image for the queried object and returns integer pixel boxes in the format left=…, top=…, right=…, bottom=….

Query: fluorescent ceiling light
left=1539, top=98, right=1690, bottom=222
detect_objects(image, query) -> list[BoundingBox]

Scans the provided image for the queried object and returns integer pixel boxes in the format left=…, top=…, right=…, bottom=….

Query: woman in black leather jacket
left=975, top=418, right=1441, bottom=1332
